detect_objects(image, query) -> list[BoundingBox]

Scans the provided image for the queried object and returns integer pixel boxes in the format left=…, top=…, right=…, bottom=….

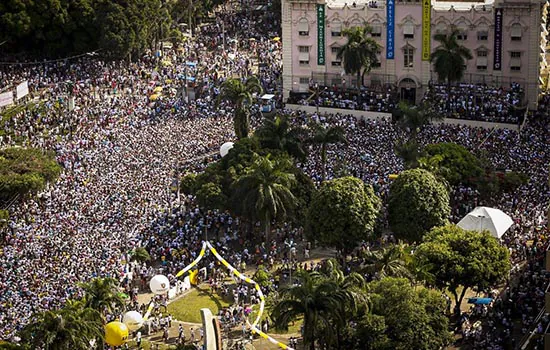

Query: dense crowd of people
left=0, top=2, right=548, bottom=350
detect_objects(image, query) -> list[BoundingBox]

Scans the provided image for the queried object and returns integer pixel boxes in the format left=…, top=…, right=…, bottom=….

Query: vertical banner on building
left=493, top=8, right=503, bottom=70
left=386, top=0, right=395, bottom=59
left=317, top=4, right=326, bottom=65
left=421, top=0, right=431, bottom=61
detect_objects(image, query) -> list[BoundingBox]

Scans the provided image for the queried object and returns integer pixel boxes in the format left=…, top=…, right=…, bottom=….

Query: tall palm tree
left=337, top=26, right=381, bottom=89
left=396, top=101, right=443, bottom=141
left=431, top=28, right=473, bottom=94
left=309, top=124, right=348, bottom=181
left=271, top=270, right=352, bottom=350
left=231, top=154, right=296, bottom=242
left=20, top=300, right=103, bottom=350
left=217, top=76, right=263, bottom=139
left=78, top=277, right=125, bottom=314
left=255, top=114, right=307, bottom=160
left=360, top=242, right=413, bottom=280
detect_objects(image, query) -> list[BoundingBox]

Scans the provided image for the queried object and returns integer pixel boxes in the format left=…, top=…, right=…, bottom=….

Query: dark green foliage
left=217, top=77, right=262, bottom=139
left=388, top=169, right=450, bottom=243
left=130, top=247, right=151, bottom=263
left=0, top=148, right=61, bottom=201
left=253, top=265, right=273, bottom=289
left=255, top=114, right=307, bottom=161
left=431, top=28, right=473, bottom=86
left=306, top=176, right=381, bottom=253
left=364, top=278, right=453, bottom=350
left=196, top=182, right=228, bottom=210
left=337, top=26, right=381, bottom=89
left=20, top=299, right=104, bottom=350
left=180, top=173, right=198, bottom=195
left=422, top=142, right=484, bottom=186
left=0, top=0, right=172, bottom=59
left=416, top=225, right=510, bottom=313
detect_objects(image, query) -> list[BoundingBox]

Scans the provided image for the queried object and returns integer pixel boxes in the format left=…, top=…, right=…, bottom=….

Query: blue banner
left=386, top=0, right=395, bottom=59
left=493, top=8, right=503, bottom=70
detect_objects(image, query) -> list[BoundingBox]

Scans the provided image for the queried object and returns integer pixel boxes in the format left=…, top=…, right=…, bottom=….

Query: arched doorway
left=399, top=78, right=417, bottom=104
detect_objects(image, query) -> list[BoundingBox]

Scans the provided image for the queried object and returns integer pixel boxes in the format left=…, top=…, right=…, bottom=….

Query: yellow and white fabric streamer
left=172, top=241, right=294, bottom=350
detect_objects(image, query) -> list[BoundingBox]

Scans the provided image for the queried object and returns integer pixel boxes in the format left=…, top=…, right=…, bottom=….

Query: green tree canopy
left=0, top=147, right=61, bottom=202
left=306, top=176, right=381, bottom=255
left=78, top=277, right=124, bottom=314
left=20, top=299, right=103, bottom=350
left=421, top=142, right=484, bottom=186
left=415, top=225, right=510, bottom=313
left=358, top=277, right=453, bottom=350
left=388, top=169, right=450, bottom=243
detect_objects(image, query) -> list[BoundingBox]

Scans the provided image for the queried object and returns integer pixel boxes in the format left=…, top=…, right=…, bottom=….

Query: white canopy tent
left=457, top=207, right=514, bottom=239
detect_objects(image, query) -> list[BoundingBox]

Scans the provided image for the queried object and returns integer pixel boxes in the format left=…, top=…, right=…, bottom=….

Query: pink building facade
left=282, top=0, right=548, bottom=109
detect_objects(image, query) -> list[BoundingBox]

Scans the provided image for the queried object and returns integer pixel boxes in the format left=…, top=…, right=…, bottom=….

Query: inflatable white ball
left=220, top=142, right=234, bottom=157
left=149, top=275, right=170, bottom=295
left=122, top=311, right=144, bottom=331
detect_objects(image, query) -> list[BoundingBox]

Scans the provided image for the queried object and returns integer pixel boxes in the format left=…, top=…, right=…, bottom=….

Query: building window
left=299, top=60, right=310, bottom=66
left=331, top=47, right=340, bottom=54
left=298, top=18, right=309, bottom=36
left=403, top=21, right=414, bottom=39
left=371, top=23, right=382, bottom=37
left=331, top=19, right=342, bottom=37
left=331, top=61, right=342, bottom=66
left=435, top=23, right=447, bottom=35
left=403, top=46, right=414, bottom=68
left=456, top=22, right=468, bottom=40
left=510, top=51, right=521, bottom=70
left=299, top=77, right=309, bottom=84
left=372, top=61, right=381, bottom=68
left=298, top=46, right=310, bottom=53
left=477, top=31, right=488, bottom=41
left=511, top=24, right=522, bottom=41
left=476, top=53, right=488, bottom=70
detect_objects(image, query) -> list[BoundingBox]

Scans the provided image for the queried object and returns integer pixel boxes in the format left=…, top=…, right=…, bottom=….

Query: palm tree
left=78, top=277, right=125, bottom=314
left=255, top=114, right=307, bottom=160
left=130, top=247, right=151, bottom=263
left=396, top=101, right=443, bottom=141
left=271, top=270, right=352, bottom=350
left=360, top=242, right=413, bottom=280
left=20, top=300, right=103, bottom=350
left=217, top=76, right=263, bottom=139
left=231, top=154, right=296, bottom=242
left=309, top=124, right=348, bottom=181
left=431, top=28, right=473, bottom=95
left=337, top=26, right=381, bottom=89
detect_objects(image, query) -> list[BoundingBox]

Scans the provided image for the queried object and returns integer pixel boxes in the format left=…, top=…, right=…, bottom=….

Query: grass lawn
left=167, top=286, right=231, bottom=323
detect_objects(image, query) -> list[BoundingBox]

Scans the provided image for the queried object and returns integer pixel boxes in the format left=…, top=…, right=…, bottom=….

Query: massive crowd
left=0, top=3, right=548, bottom=350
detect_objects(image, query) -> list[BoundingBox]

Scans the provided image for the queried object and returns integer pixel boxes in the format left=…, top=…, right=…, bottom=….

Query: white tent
left=457, top=207, right=514, bottom=239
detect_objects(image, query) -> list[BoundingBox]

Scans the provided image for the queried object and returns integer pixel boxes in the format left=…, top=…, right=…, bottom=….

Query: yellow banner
left=422, top=0, right=431, bottom=61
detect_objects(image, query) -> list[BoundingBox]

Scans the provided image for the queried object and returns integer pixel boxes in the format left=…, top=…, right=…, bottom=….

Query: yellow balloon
left=105, top=321, right=129, bottom=347
left=189, top=269, right=199, bottom=285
